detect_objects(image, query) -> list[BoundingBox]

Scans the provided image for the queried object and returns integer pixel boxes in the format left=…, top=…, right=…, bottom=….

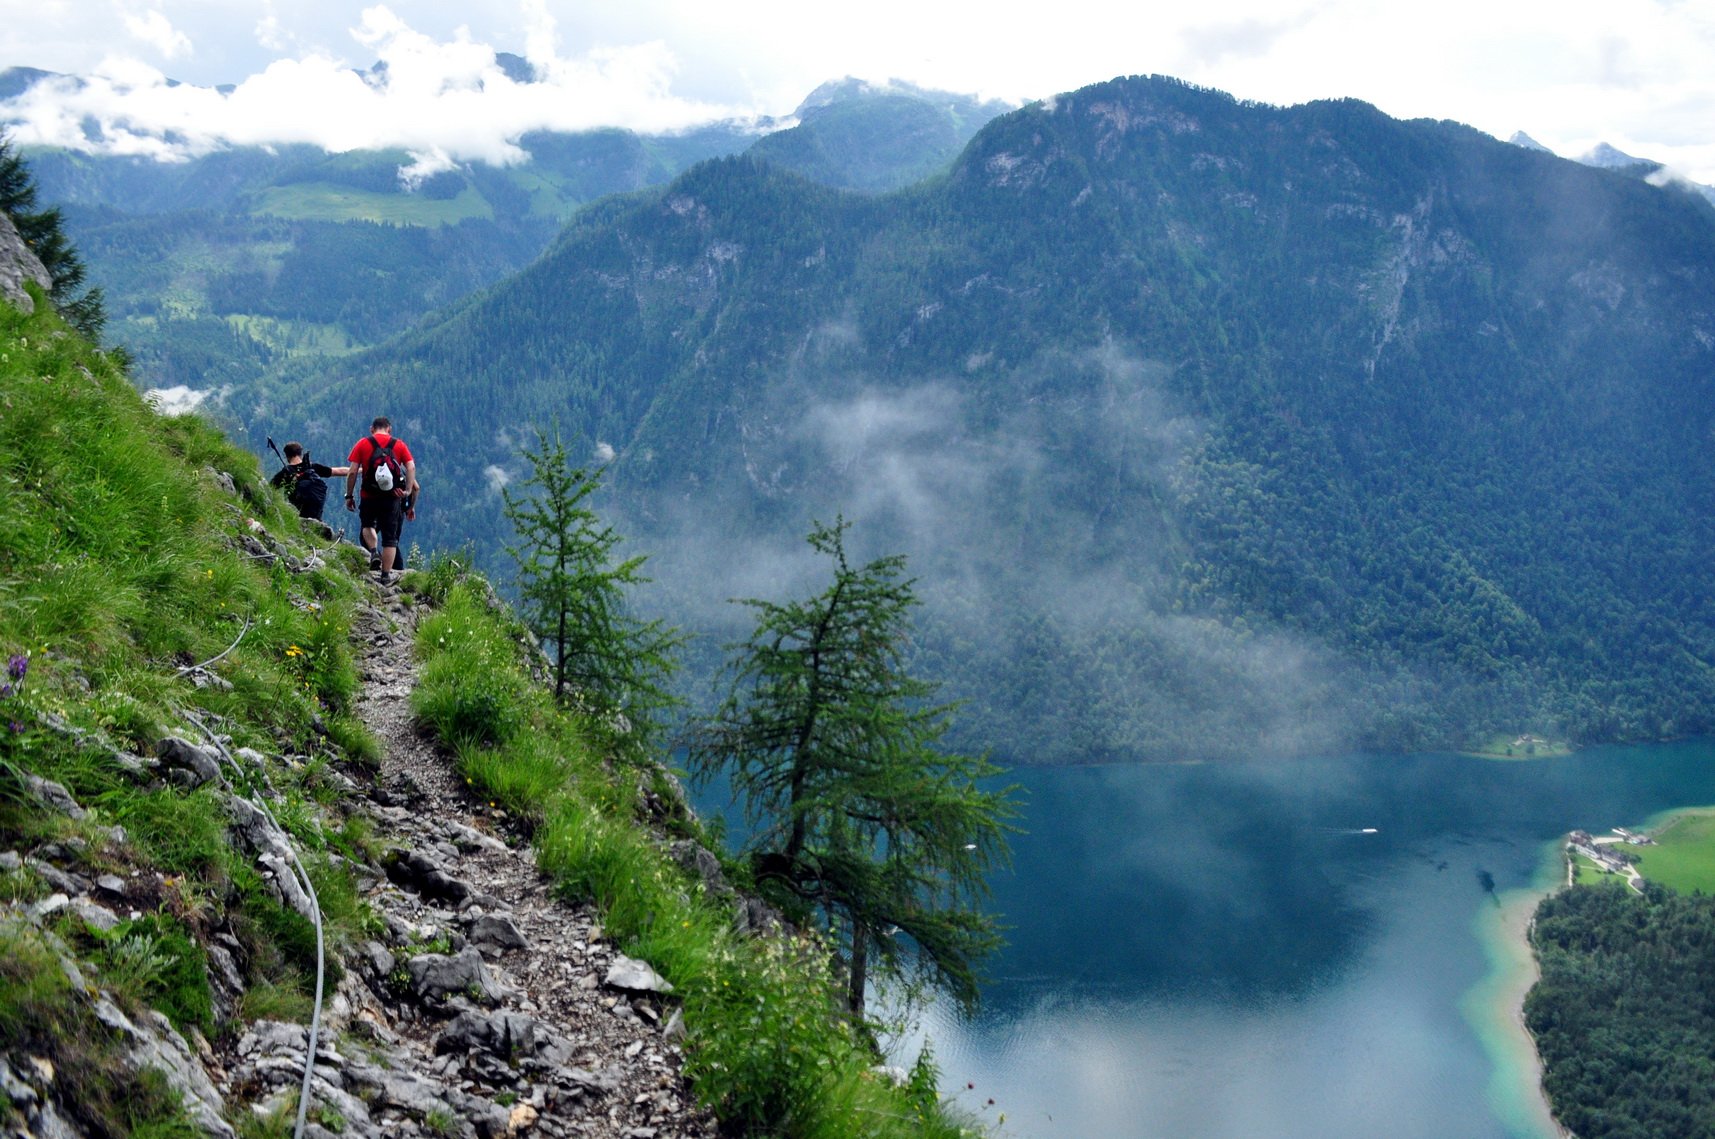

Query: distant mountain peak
left=793, top=76, right=1016, bottom=119
left=1579, top=142, right=1650, bottom=169
left=1507, top=131, right=1551, bottom=152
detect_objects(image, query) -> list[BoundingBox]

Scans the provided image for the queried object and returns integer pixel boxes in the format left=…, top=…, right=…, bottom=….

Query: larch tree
left=503, top=428, right=682, bottom=749
left=689, top=518, right=1019, bottom=1021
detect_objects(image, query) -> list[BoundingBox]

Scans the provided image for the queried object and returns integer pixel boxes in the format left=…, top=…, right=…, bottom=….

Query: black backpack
left=287, top=464, right=329, bottom=519
left=362, top=434, right=406, bottom=496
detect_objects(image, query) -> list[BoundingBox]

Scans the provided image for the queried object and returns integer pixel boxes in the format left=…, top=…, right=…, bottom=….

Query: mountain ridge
left=0, top=69, right=1011, bottom=395
left=242, top=73, right=1715, bottom=762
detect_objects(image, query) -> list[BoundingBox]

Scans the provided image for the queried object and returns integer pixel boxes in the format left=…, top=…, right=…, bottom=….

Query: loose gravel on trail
left=273, top=583, right=718, bottom=1139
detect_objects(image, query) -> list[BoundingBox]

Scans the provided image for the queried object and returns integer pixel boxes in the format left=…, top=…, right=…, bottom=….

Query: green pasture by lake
left=1633, top=806, right=1715, bottom=893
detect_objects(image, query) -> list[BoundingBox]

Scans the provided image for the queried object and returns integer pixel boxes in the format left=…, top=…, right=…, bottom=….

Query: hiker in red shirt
left=344, top=416, right=419, bottom=585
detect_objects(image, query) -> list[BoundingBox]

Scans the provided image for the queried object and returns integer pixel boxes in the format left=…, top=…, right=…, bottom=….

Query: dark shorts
left=359, top=493, right=405, bottom=550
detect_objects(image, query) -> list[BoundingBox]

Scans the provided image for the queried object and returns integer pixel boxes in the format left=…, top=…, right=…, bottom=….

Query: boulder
left=434, top=1009, right=542, bottom=1058
left=445, top=821, right=509, bottom=854
left=669, top=840, right=730, bottom=896
left=406, top=947, right=506, bottom=1005
left=464, top=914, right=528, bottom=955
left=68, top=898, right=120, bottom=933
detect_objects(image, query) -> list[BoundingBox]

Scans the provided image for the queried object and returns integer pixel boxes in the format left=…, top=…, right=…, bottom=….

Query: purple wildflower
left=5, top=655, right=25, bottom=681
left=7, top=721, right=21, bottom=735
left=0, top=683, right=10, bottom=698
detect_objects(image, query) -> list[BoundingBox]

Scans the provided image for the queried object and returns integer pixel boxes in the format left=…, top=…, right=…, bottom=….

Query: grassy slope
left=1, top=288, right=380, bottom=1136
left=248, top=184, right=495, bottom=226
left=0, top=290, right=986, bottom=1137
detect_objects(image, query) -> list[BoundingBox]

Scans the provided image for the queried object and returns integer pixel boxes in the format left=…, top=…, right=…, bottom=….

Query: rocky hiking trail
left=223, top=581, right=717, bottom=1139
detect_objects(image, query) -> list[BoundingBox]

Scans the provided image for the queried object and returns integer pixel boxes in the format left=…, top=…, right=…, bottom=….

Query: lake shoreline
left=1463, top=844, right=1569, bottom=1139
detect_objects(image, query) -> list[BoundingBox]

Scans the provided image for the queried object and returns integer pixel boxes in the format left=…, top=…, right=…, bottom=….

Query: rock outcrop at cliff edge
left=0, top=211, right=51, bottom=314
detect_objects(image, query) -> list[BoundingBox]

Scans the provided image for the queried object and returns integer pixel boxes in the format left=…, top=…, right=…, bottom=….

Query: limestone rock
left=0, top=210, right=51, bottom=315
left=68, top=898, right=120, bottom=933
left=156, top=737, right=222, bottom=789
left=465, top=913, right=528, bottom=954
left=435, top=1009, right=542, bottom=1058
left=669, top=841, right=729, bottom=896
left=23, top=774, right=87, bottom=820
left=604, top=955, right=674, bottom=994
left=407, top=947, right=506, bottom=1005
left=446, top=820, right=509, bottom=854
left=91, top=996, right=235, bottom=1138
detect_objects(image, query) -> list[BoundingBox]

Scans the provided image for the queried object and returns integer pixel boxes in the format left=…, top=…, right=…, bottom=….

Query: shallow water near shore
left=890, top=740, right=1715, bottom=1138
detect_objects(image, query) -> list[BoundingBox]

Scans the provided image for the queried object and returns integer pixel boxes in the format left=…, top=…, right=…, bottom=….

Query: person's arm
left=405, top=459, right=417, bottom=496
left=344, top=456, right=359, bottom=510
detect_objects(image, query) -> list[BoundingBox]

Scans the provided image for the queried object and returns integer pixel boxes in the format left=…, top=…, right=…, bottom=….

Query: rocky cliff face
left=0, top=210, right=51, bottom=314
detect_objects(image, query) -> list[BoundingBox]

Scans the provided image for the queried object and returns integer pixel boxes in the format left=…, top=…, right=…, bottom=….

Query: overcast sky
left=2, top=0, right=1712, bottom=182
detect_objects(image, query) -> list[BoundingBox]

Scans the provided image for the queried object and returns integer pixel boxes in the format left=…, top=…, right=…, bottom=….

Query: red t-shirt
left=348, top=432, right=415, bottom=499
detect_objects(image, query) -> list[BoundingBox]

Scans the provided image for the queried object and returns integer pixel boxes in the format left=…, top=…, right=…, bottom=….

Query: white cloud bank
left=1, top=0, right=1711, bottom=182
left=1, top=3, right=750, bottom=169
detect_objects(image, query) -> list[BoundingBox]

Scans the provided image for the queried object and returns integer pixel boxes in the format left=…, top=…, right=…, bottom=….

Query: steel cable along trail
left=29, top=700, right=328, bottom=1139
left=183, top=709, right=326, bottom=1139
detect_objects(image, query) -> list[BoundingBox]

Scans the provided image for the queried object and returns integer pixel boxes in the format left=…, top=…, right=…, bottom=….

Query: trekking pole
left=266, top=436, right=286, bottom=464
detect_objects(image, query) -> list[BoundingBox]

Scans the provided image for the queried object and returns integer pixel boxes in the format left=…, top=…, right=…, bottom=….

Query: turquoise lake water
left=872, top=741, right=1715, bottom=1138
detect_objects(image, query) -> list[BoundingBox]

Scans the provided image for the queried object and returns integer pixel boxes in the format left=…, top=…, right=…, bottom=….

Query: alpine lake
left=700, top=739, right=1715, bottom=1139
left=886, top=739, right=1715, bottom=1138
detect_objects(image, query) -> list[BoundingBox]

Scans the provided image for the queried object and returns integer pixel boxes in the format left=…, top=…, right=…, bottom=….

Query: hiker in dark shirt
left=344, top=416, right=419, bottom=585
left=269, top=442, right=349, bottom=521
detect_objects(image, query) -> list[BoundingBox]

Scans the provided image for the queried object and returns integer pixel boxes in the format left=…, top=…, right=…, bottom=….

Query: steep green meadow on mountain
left=245, top=75, right=1715, bottom=762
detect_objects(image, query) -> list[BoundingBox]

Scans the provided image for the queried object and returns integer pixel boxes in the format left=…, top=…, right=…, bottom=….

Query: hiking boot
left=369, top=554, right=382, bottom=571
left=378, top=571, right=396, bottom=587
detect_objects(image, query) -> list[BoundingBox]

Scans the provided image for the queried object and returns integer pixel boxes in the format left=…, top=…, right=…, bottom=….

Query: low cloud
left=0, top=4, right=752, bottom=174
left=630, top=337, right=1362, bottom=761
left=124, top=10, right=193, bottom=61
left=144, top=384, right=213, bottom=415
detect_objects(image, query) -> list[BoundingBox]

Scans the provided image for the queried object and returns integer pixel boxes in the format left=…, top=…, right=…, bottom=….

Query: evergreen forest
left=1526, top=883, right=1715, bottom=1139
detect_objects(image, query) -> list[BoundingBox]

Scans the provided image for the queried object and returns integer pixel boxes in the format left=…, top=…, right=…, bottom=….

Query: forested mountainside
left=241, top=74, right=1715, bottom=763
left=3, top=69, right=1006, bottom=398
